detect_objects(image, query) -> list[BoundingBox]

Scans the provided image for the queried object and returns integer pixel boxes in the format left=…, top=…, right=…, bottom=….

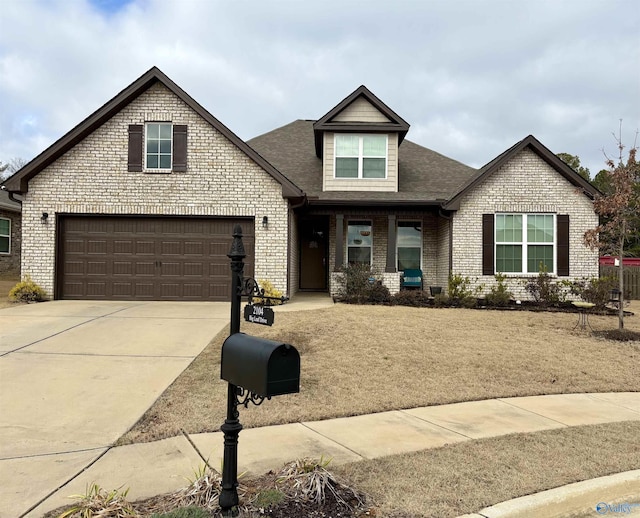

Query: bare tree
left=584, top=122, right=640, bottom=329
left=0, top=157, right=27, bottom=182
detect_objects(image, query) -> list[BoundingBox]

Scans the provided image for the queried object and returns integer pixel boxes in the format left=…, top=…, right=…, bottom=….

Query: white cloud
left=0, top=0, right=638, bottom=177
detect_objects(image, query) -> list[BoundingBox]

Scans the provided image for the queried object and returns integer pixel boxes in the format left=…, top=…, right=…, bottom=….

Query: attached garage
left=57, top=216, right=254, bottom=301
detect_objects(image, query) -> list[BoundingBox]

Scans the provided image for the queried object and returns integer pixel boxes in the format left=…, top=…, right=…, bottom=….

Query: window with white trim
left=0, top=218, right=10, bottom=254
left=496, top=214, right=555, bottom=274
left=146, top=123, right=172, bottom=170
left=335, top=134, right=387, bottom=179
left=397, top=221, right=421, bottom=271
left=347, top=220, right=372, bottom=265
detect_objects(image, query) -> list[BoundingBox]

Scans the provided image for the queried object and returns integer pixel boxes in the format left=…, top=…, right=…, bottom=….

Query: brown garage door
left=57, top=216, right=254, bottom=301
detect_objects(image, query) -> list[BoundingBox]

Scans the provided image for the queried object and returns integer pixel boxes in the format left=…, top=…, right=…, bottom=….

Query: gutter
left=0, top=185, right=22, bottom=207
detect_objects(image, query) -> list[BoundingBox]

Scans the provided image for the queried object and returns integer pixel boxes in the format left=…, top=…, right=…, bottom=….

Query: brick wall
left=451, top=148, right=599, bottom=299
left=21, top=83, right=290, bottom=296
left=0, top=209, right=21, bottom=277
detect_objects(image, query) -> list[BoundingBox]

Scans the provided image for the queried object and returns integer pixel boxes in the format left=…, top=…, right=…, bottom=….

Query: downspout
left=0, top=185, right=23, bottom=206
left=8, top=192, right=22, bottom=206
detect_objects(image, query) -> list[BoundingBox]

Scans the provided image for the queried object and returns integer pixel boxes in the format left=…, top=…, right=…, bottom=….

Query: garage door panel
left=161, top=241, right=181, bottom=255
left=86, top=282, right=107, bottom=297
left=87, top=241, right=107, bottom=255
left=86, top=261, right=107, bottom=275
left=59, top=216, right=254, bottom=301
left=136, top=241, right=155, bottom=255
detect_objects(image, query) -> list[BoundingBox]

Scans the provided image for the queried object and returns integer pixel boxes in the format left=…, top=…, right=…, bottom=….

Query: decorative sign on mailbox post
left=219, top=225, right=299, bottom=518
left=243, top=303, right=275, bottom=326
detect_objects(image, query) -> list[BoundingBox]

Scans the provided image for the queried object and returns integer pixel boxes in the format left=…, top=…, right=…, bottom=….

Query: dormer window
left=335, top=134, right=387, bottom=179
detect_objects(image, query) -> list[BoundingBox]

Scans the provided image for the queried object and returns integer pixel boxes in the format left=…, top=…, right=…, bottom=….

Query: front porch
left=295, top=210, right=451, bottom=297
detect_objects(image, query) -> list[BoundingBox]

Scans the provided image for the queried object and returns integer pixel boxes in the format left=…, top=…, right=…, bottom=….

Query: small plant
left=166, top=465, right=223, bottom=511
left=9, top=275, right=47, bottom=303
left=524, top=264, right=566, bottom=306
left=485, top=273, right=513, bottom=307
left=253, top=488, right=286, bottom=508
left=276, top=456, right=364, bottom=511
left=151, top=507, right=210, bottom=518
left=252, top=279, right=284, bottom=305
left=58, top=483, right=136, bottom=518
left=448, top=273, right=481, bottom=307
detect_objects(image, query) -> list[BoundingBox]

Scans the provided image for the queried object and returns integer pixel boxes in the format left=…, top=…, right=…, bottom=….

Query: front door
left=299, top=217, right=328, bottom=290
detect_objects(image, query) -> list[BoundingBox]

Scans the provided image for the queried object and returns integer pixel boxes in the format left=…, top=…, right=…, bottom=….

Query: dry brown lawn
left=120, top=301, right=640, bottom=444
left=334, top=420, right=640, bottom=517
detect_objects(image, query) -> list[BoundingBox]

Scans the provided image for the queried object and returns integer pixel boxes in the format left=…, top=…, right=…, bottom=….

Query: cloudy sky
left=1, top=0, right=638, bottom=178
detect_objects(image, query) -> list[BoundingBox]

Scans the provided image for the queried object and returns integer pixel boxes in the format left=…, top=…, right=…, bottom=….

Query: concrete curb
left=458, top=469, right=640, bottom=518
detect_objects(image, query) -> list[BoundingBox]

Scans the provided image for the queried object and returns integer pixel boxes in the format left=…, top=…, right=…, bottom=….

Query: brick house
left=4, top=67, right=599, bottom=301
left=0, top=190, right=21, bottom=277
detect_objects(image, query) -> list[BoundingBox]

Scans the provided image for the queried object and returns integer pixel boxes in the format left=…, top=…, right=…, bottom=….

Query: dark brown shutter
left=482, top=214, right=495, bottom=275
left=172, top=125, right=187, bottom=172
left=127, top=125, right=143, bottom=172
left=557, top=215, right=570, bottom=276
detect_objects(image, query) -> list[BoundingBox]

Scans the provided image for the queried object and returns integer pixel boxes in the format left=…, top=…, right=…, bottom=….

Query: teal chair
left=401, top=269, right=423, bottom=290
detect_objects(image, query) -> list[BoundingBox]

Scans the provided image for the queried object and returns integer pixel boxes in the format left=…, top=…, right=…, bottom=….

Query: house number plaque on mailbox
left=243, top=303, right=275, bottom=326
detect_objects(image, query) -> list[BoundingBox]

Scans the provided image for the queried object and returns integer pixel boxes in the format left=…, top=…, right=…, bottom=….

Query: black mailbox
left=221, top=333, right=300, bottom=397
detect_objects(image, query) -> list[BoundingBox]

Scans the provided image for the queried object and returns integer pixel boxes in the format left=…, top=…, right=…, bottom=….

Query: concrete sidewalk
left=27, top=392, right=640, bottom=517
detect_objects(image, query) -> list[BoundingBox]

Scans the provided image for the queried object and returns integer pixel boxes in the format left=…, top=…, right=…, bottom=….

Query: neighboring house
left=4, top=67, right=599, bottom=301
left=0, top=189, right=21, bottom=277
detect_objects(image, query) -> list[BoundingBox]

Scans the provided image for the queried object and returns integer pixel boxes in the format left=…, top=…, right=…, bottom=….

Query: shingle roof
left=248, top=120, right=478, bottom=205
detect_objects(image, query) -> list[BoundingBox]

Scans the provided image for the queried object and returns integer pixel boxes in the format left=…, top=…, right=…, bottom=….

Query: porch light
left=41, top=212, right=49, bottom=224
left=262, top=216, right=268, bottom=229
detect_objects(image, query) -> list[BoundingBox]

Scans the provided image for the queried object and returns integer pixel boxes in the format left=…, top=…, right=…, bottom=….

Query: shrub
left=448, top=273, right=481, bottom=308
left=253, top=279, right=284, bottom=305
left=368, top=281, right=391, bottom=304
left=570, top=276, right=618, bottom=308
left=485, top=273, right=512, bottom=307
left=524, top=264, right=566, bottom=306
left=391, top=290, right=431, bottom=307
left=59, top=483, right=136, bottom=518
left=433, top=293, right=451, bottom=307
left=8, top=275, right=47, bottom=303
left=336, top=263, right=377, bottom=304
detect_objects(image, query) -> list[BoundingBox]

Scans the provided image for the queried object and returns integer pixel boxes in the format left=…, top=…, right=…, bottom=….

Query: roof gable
left=312, top=85, right=410, bottom=157
left=444, top=134, right=599, bottom=210
left=4, top=67, right=303, bottom=198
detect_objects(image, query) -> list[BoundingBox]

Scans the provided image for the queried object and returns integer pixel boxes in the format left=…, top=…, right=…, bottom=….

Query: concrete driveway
left=0, top=300, right=230, bottom=518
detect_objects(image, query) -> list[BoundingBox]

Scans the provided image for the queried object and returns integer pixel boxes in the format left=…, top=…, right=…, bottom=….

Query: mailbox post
left=219, top=225, right=300, bottom=517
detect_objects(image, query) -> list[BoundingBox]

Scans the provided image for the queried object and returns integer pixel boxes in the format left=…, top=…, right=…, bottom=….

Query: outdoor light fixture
left=610, top=288, right=621, bottom=305
left=41, top=212, right=49, bottom=224
left=262, top=216, right=268, bottom=229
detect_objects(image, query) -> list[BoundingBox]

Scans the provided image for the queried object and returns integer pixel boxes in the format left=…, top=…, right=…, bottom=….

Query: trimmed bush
left=391, top=290, right=431, bottom=307
left=8, top=276, right=47, bottom=303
